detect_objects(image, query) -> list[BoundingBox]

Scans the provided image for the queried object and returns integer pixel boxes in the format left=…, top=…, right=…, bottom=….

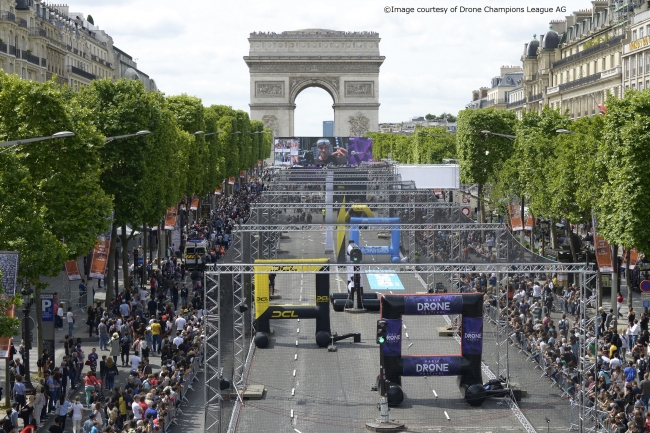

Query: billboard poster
left=402, top=356, right=462, bottom=376
left=228, top=177, right=235, bottom=185
left=190, top=197, right=199, bottom=211
left=403, top=295, right=463, bottom=315
left=381, top=319, right=403, bottom=357
left=524, top=213, right=535, bottom=231
left=273, top=136, right=373, bottom=166
left=41, top=294, right=54, bottom=322
left=0, top=304, right=13, bottom=358
left=65, top=260, right=82, bottom=281
left=462, top=317, right=483, bottom=355
left=592, top=214, right=614, bottom=272
left=164, top=207, right=178, bottom=230
left=508, top=200, right=523, bottom=231
left=0, top=251, right=19, bottom=296
left=89, top=230, right=111, bottom=279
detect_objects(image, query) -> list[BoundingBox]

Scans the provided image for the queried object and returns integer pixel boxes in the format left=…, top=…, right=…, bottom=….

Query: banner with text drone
left=380, top=293, right=484, bottom=389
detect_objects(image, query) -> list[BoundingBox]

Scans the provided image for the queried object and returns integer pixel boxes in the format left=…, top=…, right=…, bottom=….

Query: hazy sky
left=68, top=0, right=574, bottom=135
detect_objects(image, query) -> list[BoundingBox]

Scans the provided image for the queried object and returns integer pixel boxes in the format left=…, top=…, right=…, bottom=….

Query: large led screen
left=274, top=136, right=373, bottom=166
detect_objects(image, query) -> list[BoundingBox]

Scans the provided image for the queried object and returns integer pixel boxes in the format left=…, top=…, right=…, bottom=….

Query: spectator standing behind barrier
left=67, top=308, right=75, bottom=337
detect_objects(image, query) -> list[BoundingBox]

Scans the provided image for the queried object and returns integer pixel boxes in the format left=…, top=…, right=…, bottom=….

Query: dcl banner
left=592, top=214, right=614, bottom=272
left=403, top=295, right=464, bottom=315
left=403, top=356, right=462, bottom=376
left=190, top=197, right=199, bottom=211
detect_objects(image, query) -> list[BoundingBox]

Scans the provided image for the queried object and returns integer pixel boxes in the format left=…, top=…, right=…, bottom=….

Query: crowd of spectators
left=3, top=181, right=265, bottom=433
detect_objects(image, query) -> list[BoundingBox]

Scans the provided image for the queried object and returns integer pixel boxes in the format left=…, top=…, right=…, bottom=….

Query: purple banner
left=462, top=317, right=483, bottom=355
left=403, top=356, right=462, bottom=376
left=403, top=295, right=463, bottom=315
left=381, top=319, right=402, bottom=357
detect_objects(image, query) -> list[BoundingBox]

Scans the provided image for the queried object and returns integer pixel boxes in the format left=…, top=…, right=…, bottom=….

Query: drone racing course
left=379, top=293, right=484, bottom=405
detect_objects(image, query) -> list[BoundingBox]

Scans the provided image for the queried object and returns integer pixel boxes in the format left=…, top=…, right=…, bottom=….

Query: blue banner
left=381, top=319, right=402, bottom=356
left=365, top=273, right=404, bottom=291
left=462, top=317, right=483, bottom=355
left=403, top=356, right=462, bottom=376
left=403, top=295, right=463, bottom=315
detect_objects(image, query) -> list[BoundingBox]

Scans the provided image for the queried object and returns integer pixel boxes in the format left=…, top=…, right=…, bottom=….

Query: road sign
left=462, top=196, right=469, bottom=204
left=461, top=207, right=471, bottom=216
left=41, top=295, right=53, bottom=321
left=644, top=300, right=650, bottom=308
left=641, top=280, right=650, bottom=293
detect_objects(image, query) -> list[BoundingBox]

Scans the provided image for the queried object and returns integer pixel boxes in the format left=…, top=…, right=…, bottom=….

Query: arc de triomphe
left=244, top=29, right=385, bottom=137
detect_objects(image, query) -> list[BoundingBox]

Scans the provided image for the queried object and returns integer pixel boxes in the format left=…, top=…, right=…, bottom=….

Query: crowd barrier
left=161, top=349, right=202, bottom=433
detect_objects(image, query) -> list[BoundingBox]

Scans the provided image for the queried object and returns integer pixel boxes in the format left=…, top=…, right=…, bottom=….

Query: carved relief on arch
left=289, top=76, right=340, bottom=102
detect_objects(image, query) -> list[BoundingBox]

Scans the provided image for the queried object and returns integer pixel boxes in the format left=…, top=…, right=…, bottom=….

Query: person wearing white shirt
left=132, top=398, right=143, bottom=420
left=610, top=356, right=622, bottom=371
left=130, top=352, right=141, bottom=371
left=175, top=316, right=186, bottom=332
left=172, top=331, right=184, bottom=349
left=532, top=283, right=541, bottom=300
left=628, top=321, right=640, bottom=348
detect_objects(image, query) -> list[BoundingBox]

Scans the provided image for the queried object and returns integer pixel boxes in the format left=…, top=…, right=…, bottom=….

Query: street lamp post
left=20, top=285, right=35, bottom=394
left=0, top=131, right=75, bottom=153
left=104, top=130, right=151, bottom=143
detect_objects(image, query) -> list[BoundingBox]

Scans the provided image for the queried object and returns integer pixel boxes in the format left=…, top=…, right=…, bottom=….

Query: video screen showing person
left=273, top=136, right=373, bottom=166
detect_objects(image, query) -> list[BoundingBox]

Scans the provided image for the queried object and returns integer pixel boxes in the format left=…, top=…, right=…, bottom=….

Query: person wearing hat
left=82, top=413, right=95, bottom=433
left=109, top=333, right=120, bottom=363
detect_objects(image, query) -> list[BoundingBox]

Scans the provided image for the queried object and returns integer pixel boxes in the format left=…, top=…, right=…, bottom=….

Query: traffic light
left=376, top=319, right=387, bottom=344
left=350, top=247, right=363, bottom=263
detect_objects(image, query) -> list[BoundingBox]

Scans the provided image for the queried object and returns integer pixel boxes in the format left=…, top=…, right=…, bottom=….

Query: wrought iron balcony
left=506, top=99, right=526, bottom=109
left=40, top=58, right=46, bottom=67
left=16, top=18, right=27, bottom=28
left=67, top=65, right=96, bottom=80
left=0, top=42, right=6, bottom=53
left=9, top=45, right=16, bottom=56
left=0, top=11, right=15, bottom=22
left=553, top=34, right=625, bottom=69
left=558, top=72, right=602, bottom=92
left=29, top=27, right=45, bottom=37
left=527, top=93, right=543, bottom=102
left=21, top=51, right=40, bottom=65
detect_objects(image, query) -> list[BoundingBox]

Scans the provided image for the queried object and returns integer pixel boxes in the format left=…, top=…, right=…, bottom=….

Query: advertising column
left=41, top=294, right=55, bottom=360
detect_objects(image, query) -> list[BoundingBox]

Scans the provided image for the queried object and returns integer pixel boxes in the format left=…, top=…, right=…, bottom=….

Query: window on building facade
left=625, top=57, right=630, bottom=78
left=640, top=53, right=644, bottom=75
left=639, top=81, right=644, bottom=90
left=646, top=80, right=650, bottom=89
left=632, top=56, right=637, bottom=77
left=634, top=30, right=638, bottom=41
left=632, top=83, right=636, bottom=89
left=641, top=28, right=645, bottom=39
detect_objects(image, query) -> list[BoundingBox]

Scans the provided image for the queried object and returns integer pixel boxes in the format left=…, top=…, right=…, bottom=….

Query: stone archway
left=244, top=29, right=384, bottom=137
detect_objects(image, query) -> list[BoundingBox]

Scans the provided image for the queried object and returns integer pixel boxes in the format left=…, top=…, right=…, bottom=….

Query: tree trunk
left=550, top=218, right=558, bottom=250
left=477, top=184, right=485, bottom=224
left=567, top=221, right=578, bottom=263
left=626, top=248, right=633, bottom=309
left=143, top=222, right=148, bottom=283
left=121, top=224, right=130, bottom=294
left=519, top=196, right=525, bottom=260
left=35, top=285, right=43, bottom=369
left=157, top=223, right=163, bottom=268
left=106, top=223, right=117, bottom=302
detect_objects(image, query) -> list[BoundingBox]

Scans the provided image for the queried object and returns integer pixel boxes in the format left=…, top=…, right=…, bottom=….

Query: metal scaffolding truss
left=203, top=266, right=222, bottom=433
left=208, top=262, right=594, bottom=275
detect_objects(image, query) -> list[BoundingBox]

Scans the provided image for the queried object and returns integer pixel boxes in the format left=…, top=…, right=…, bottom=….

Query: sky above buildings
left=69, top=0, right=573, bottom=135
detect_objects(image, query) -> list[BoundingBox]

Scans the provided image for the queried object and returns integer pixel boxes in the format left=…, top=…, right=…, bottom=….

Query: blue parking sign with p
left=41, top=295, right=54, bottom=321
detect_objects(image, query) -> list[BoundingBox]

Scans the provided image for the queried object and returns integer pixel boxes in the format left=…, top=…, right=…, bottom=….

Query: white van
left=184, top=240, right=209, bottom=269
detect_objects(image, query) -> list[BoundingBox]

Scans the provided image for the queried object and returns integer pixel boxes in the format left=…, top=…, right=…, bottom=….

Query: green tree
left=597, top=90, right=650, bottom=306
left=456, top=108, right=517, bottom=222
left=412, top=127, right=456, bottom=164
left=79, top=78, right=155, bottom=300
left=0, top=72, right=111, bottom=360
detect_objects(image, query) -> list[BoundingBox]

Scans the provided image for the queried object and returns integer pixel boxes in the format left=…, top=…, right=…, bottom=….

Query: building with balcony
left=514, top=1, right=641, bottom=119
left=621, top=7, right=650, bottom=92
left=378, top=116, right=457, bottom=135
left=113, top=45, right=157, bottom=92
left=0, top=0, right=156, bottom=92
